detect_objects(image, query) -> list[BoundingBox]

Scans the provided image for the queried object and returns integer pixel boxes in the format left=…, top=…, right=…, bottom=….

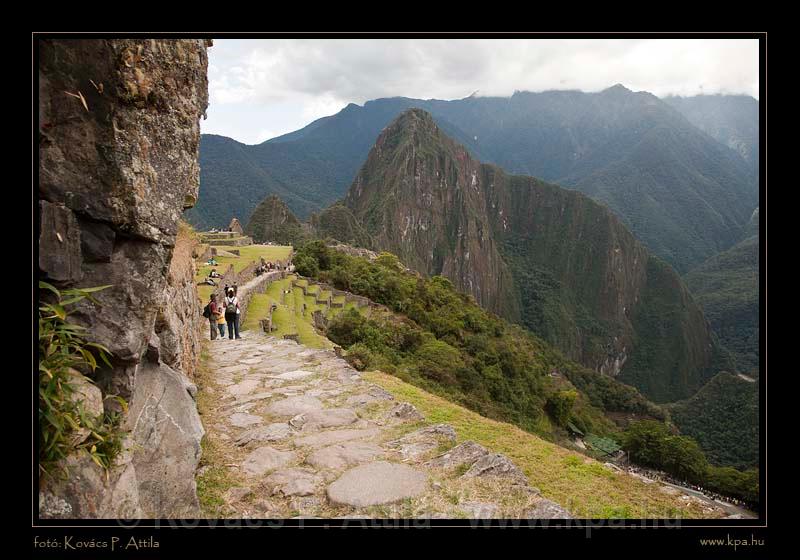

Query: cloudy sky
left=203, top=38, right=759, bottom=145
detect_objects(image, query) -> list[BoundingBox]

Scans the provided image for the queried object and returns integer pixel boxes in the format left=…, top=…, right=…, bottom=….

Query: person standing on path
left=217, top=302, right=227, bottom=339
left=224, top=288, right=242, bottom=340
left=206, top=294, right=219, bottom=340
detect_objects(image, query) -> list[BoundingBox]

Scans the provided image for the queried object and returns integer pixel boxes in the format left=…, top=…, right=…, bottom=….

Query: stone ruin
left=228, top=217, right=244, bottom=234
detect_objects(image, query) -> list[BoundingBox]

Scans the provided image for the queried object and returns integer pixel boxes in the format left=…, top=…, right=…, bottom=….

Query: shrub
left=294, top=254, right=319, bottom=277
left=344, top=343, right=375, bottom=371
left=38, top=281, right=126, bottom=477
left=414, top=338, right=463, bottom=385
left=547, top=390, right=578, bottom=427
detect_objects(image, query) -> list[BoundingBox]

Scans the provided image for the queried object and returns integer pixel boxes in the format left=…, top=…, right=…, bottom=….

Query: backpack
left=202, top=303, right=212, bottom=318
left=225, top=297, right=237, bottom=316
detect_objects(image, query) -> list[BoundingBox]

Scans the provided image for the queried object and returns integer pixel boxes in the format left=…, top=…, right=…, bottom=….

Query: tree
left=622, top=420, right=673, bottom=467
left=294, top=254, right=319, bottom=277
left=546, top=390, right=577, bottom=427
left=415, top=338, right=463, bottom=385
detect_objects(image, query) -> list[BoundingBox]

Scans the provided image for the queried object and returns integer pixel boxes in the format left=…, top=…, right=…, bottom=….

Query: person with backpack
left=224, top=288, right=241, bottom=340
left=203, top=294, right=219, bottom=340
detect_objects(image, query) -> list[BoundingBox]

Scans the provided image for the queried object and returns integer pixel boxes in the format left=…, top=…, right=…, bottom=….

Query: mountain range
left=248, top=108, right=732, bottom=404
left=188, top=87, right=758, bottom=274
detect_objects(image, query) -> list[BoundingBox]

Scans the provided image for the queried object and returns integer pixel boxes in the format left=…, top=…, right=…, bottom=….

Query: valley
left=36, top=37, right=761, bottom=528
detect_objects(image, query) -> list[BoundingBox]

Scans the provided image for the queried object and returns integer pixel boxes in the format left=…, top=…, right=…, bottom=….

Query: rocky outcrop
left=38, top=39, right=210, bottom=518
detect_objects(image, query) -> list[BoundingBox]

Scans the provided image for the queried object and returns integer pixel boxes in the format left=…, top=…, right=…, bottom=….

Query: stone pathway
left=197, top=331, right=572, bottom=519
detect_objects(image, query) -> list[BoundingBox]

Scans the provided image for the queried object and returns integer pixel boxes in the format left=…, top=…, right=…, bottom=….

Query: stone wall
left=38, top=39, right=210, bottom=519
left=294, top=276, right=386, bottom=312
left=236, top=270, right=284, bottom=327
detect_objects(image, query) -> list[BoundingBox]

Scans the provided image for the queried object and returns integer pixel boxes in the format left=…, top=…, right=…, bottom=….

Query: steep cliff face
left=345, top=110, right=518, bottom=320
left=344, top=109, right=717, bottom=402
left=37, top=39, right=210, bottom=518
left=482, top=167, right=649, bottom=372
left=310, top=203, right=372, bottom=249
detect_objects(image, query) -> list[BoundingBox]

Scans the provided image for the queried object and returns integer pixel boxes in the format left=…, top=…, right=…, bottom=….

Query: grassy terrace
left=364, top=371, right=720, bottom=519
left=237, top=273, right=375, bottom=349
left=194, top=244, right=293, bottom=303
left=237, top=274, right=332, bottom=349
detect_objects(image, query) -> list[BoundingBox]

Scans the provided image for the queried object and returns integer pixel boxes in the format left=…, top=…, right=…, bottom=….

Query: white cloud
left=203, top=38, right=760, bottom=143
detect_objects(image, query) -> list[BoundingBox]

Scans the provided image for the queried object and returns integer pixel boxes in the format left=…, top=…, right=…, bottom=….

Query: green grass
left=194, top=245, right=293, bottom=305
left=240, top=293, right=275, bottom=331
left=241, top=276, right=332, bottom=348
left=195, top=245, right=292, bottom=282
left=363, top=370, right=724, bottom=519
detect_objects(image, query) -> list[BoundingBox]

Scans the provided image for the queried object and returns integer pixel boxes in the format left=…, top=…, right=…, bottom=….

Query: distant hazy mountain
left=664, top=94, right=759, bottom=176
left=341, top=108, right=726, bottom=402
left=191, top=86, right=757, bottom=273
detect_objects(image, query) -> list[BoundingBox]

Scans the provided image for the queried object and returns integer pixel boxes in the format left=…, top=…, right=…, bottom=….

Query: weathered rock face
left=37, top=39, right=210, bottom=519
left=155, top=225, right=203, bottom=379
left=344, top=109, right=718, bottom=402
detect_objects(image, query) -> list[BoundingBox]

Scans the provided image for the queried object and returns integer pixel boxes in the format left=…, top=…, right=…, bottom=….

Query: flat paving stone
left=217, top=364, right=250, bottom=374
left=294, top=428, right=381, bottom=448
left=327, top=461, right=427, bottom=508
left=225, top=391, right=274, bottom=408
left=266, top=468, right=319, bottom=497
left=229, top=412, right=263, bottom=428
left=239, top=357, right=264, bottom=365
left=271, top=370, right=316, bottom=381
left=290, top=408, right=359, bottom=430
left=227, top=379, right=262, bottom=396
left=306, top=442, right=385, bottom=470
left=242, top=446, right=296, bottom=476
left=265, top=395, right=324, bottom=418
left=236, top=423, right=294, bottom=446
